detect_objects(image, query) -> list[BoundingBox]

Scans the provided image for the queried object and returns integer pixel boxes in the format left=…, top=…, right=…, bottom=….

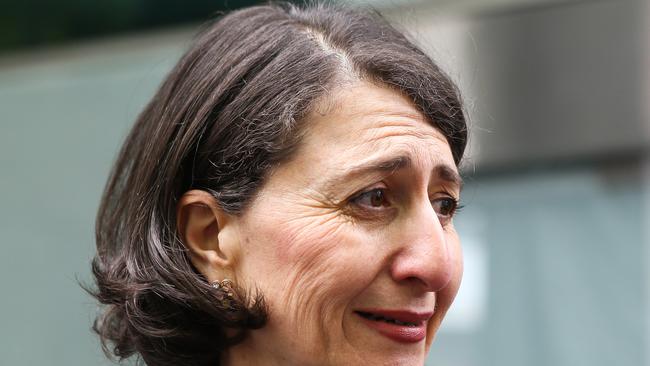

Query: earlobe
left=176, top=190, right=239, bottom=282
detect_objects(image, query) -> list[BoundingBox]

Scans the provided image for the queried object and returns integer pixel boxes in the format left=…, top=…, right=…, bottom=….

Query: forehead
left=298, top=82, right=456, bottom=170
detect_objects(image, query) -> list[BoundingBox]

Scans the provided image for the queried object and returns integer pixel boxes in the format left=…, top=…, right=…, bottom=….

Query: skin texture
left=178, top=81, right=463, bottom=366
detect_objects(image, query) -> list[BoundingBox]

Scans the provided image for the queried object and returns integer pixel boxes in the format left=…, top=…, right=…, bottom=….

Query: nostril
left=404, top=276, right=432, bottom=290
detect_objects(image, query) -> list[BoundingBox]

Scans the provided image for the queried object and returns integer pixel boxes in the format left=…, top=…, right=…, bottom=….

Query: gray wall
left=430, top=164, right=646, bottom=366
left=0, top=29, right=189, bottom=365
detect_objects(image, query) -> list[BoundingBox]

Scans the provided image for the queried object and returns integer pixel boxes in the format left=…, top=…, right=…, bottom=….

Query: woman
left=91, top=2, right=467, bottom=366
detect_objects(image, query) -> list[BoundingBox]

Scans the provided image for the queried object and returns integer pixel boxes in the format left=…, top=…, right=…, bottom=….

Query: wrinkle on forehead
left=360, top=121, right=449, bottom=150
left=303, top=82, right=447, bottom=148
left=320, top=114, right=455, bottom=178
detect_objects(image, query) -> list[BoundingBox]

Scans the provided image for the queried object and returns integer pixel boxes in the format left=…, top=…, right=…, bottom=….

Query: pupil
left=440, top=199, right=452, bottom=215
left=370, top=190, right=383, bottom=207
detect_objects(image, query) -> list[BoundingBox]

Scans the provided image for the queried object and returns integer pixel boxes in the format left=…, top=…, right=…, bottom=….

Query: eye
left=431, top=197, right=461, bottom=220
left=351, top=188, right=389, bottom=209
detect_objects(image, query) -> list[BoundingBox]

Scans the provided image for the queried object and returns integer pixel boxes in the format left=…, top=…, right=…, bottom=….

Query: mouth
left=354, top=309, right=433, bottom=343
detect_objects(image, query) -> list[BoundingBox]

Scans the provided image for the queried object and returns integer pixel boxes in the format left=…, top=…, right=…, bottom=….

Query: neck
left=220, top=337, right=282, bottom=366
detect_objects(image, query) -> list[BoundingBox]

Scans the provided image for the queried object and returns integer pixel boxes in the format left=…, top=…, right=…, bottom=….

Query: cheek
left=437, top=229, right=463, bottom=305
left=447, top=230, right=463, bottom=298
left=255, top=212, right=375, bottom=330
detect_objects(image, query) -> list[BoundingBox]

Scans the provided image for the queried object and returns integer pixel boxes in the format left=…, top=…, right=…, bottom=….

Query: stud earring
left=211, top=279, right=235, bottom=308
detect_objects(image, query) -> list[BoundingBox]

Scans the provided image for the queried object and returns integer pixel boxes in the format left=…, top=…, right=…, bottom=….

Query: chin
left=340, top=340, right=427, bottom=366
left=359, top=352, right=425, bottom=366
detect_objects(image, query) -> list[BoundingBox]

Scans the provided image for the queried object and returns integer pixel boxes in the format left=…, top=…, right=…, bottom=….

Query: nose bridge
left=390, top=197, right=452, bottom=292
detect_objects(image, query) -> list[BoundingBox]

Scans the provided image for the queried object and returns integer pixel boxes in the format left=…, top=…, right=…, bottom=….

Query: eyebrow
left=325, top=154, right=463, bottom=191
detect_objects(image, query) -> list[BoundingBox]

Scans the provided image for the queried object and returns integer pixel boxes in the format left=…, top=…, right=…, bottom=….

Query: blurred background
left=0, top=0, right=648, bottom=365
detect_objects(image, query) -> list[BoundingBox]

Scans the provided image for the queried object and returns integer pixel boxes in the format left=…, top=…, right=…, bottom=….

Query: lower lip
left=357, top=314, right=427, bottom=343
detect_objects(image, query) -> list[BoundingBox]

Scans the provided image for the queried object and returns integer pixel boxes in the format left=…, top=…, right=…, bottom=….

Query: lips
left=354, top=309, right=433, bottom=343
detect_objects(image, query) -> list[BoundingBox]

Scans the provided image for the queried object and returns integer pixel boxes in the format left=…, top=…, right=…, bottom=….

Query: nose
left=389, top=200, right=453, bottom=293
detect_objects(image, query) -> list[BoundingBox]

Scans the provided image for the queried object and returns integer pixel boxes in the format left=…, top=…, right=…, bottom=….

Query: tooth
left=363, top=313, right=419, bottom=326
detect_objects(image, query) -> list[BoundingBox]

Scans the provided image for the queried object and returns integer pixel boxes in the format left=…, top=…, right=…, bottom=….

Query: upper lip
left=354, top=309, right=434, bottom=323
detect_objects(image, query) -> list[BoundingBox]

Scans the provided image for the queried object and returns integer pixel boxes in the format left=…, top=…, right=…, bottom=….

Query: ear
left=176, top=189, right=240, bottom=283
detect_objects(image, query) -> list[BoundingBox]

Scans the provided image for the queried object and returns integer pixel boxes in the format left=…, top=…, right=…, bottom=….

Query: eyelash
left=348, top=187, right=462, bottom=223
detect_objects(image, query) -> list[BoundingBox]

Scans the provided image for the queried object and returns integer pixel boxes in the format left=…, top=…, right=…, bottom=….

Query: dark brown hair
left=90, top=2, right=467, bottom=365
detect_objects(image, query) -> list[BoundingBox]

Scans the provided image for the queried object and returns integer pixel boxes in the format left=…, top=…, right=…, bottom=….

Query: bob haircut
left=91, top=2, right=468, bottom=366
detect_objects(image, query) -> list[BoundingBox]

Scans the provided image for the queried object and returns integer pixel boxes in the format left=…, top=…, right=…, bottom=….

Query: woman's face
left=229, top=82, right=463, bottom=366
